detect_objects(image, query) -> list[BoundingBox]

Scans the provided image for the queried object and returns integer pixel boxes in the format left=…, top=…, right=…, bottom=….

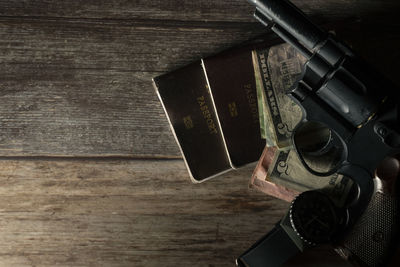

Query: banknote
left=253, top=43, right=307, bottom=149
left=250, top=146, right=299, bottom=202
left=251, top=145, right=353, bottom=205
left=266, top=149, right=353, bottom=206
left=253, top=51, right=276, bottom=147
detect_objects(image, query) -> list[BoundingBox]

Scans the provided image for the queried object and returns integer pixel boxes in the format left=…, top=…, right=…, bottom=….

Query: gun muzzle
left=248, top=0, right=326, bottom=51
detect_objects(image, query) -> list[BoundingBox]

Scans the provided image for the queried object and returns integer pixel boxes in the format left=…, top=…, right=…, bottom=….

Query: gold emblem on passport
left=228, top=102, right=238, bottom=117
left=183, top=116, right=194, bottom=129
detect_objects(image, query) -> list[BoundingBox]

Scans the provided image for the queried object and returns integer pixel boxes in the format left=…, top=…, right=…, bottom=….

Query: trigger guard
left=337, top=164, right=374, bottom=227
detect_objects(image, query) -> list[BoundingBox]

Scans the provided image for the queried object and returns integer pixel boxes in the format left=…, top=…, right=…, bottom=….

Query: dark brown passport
left=153, top=62, right=232, bottom=182
left=202, top=46, right=268, bottom=167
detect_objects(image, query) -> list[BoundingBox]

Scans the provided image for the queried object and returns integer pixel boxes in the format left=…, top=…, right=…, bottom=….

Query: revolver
left=237, top=0, right=400, bottom=266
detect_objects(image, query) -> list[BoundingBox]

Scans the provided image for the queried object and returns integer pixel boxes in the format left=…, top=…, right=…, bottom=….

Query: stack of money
left=251, top=43, right=350, bottom=200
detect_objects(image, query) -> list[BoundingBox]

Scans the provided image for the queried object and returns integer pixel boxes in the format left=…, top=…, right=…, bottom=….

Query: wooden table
left=1, top=1, right=399, bottom=266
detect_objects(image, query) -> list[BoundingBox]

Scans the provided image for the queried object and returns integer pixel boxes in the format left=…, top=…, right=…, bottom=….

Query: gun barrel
left=248, top=0, right=326, bottom=51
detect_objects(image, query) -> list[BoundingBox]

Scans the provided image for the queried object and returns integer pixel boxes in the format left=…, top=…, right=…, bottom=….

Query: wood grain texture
left=0, top=0, right=398, bottom=23
left=1, top=0, right=400, bottom=157
left=0, top=1, right=400, bottom=266
left=0, top=159, right=350, bottom=267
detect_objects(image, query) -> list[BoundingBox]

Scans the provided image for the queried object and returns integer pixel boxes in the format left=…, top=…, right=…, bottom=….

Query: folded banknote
left=253, top=43, right=306, bottom=149
left=251, top=146, right=354, bottom=205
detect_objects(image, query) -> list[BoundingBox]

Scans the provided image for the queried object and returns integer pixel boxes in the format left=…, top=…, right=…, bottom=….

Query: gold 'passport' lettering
left=244, top=83, right=259, bottom=124
left=197, top=95, right=218, bottom=134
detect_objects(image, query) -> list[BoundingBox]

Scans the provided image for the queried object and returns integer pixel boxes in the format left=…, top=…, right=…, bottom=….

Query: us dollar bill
left=267, top=149, right=353, bottom=206
left=254, top=43, right=306, bottom=149
left=250, top=146, right=299, bottom=202
left=253, top=51, right=276, bottom=147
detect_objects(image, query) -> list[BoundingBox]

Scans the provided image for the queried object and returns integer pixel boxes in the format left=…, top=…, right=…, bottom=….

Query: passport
left=202, top=47, right=266, bottom=167
left=153, top=62, right=232, bottom=182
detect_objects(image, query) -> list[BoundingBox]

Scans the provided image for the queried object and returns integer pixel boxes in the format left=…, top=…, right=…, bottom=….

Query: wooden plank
left=0, top=159, right=350, bottom=266
left=0, top=18, right=265, bottom=72
left=0, top=0, right=398, bottom=23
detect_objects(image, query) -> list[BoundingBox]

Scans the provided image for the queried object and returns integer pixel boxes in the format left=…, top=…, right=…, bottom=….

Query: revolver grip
left=338, top=192, right=399, bottom=266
